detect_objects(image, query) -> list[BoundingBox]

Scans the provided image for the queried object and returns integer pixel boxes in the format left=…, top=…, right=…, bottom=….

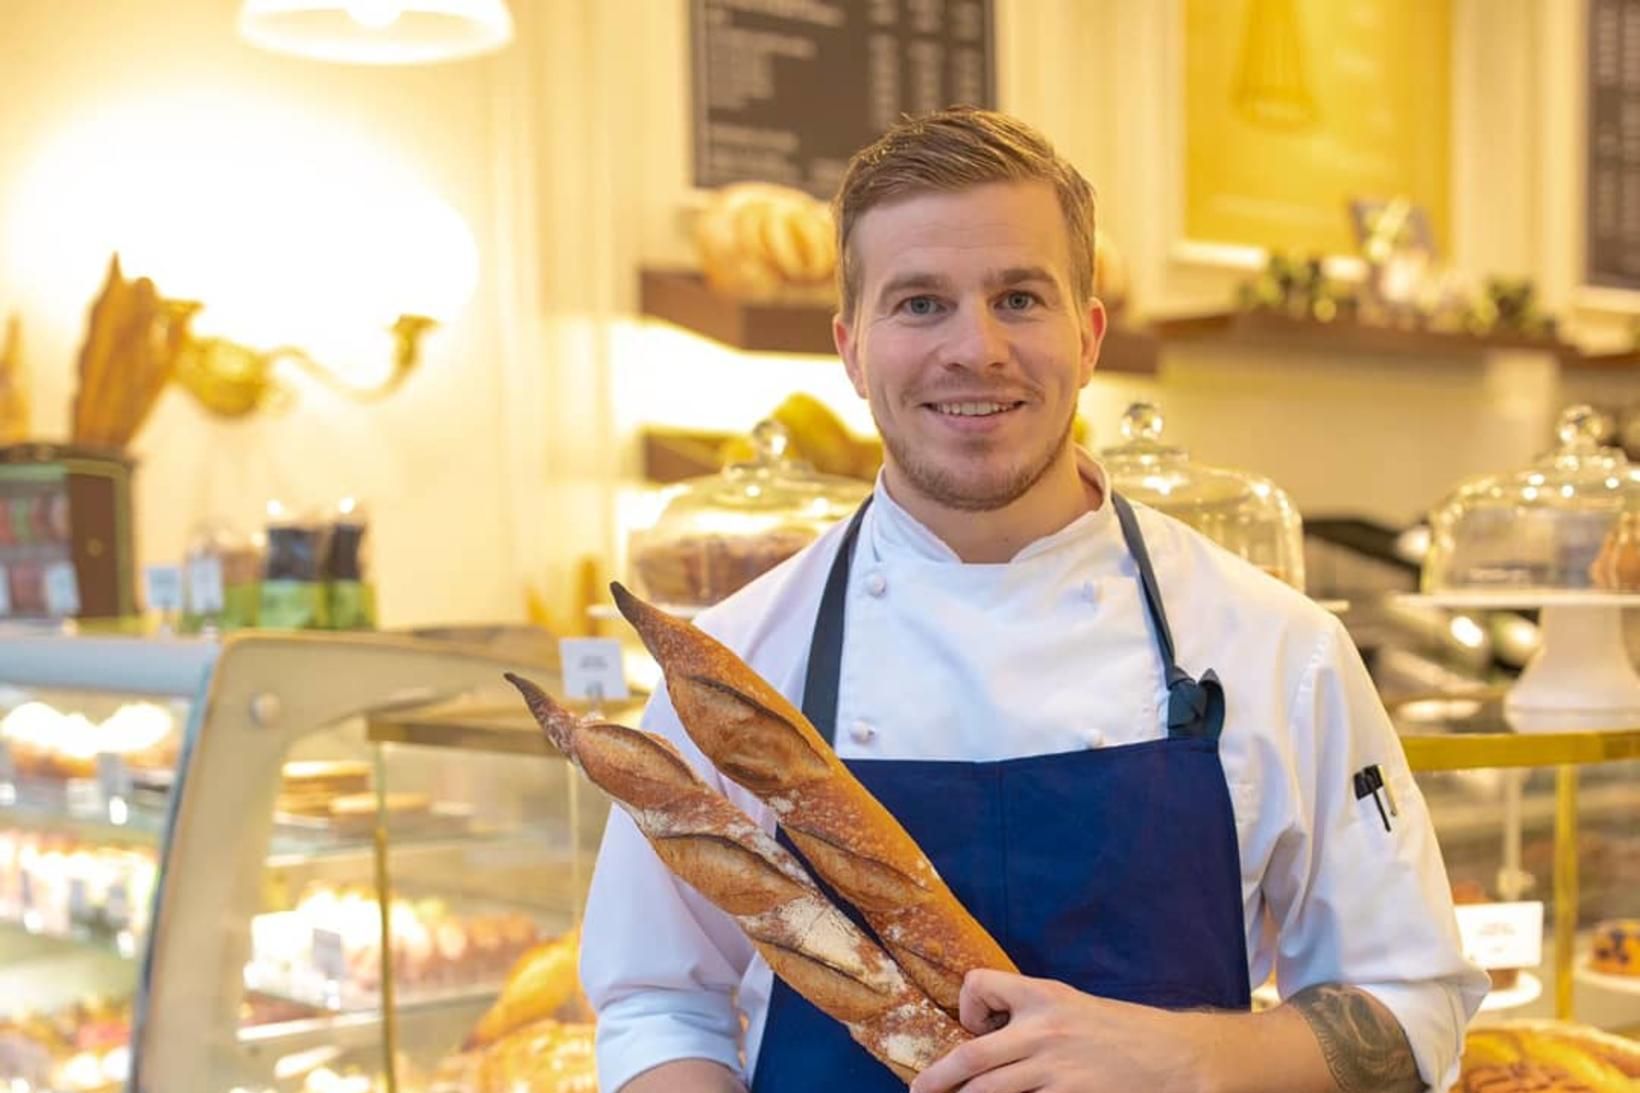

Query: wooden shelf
left=637, top=268, right=1161, bottom=374
left=1151, top=310, right=1575, bottom=362
left=1564, top=349, right=1640, bottom=372
left=640, top=269, right=837, bottom=355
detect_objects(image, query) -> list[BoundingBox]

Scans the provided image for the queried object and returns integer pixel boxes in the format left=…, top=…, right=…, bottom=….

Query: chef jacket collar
left=868, top=447, right=1121, bottom=566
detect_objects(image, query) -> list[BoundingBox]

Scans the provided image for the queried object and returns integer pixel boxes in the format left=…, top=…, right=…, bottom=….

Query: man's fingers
left=958, top=969, right=1042, bottom=1034
left=933, top=1059, right=1046, bottom=1093
left=908, top=1022, right=1032, bottom=1093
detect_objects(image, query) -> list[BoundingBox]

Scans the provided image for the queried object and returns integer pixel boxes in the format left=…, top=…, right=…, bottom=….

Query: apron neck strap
left=802, top=495, right=873, bottom=747
left=1111, top=493, right=1224, bottom=741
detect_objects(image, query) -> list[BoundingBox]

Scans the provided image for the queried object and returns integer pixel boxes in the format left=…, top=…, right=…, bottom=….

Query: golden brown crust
left=609, top=583, right=1018, bottom=1014
left=505, top=672, right=969, bottom=1079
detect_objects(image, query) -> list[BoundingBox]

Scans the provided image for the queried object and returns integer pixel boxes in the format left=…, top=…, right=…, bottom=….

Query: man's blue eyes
left=897, top=293, right=1039, bottom=315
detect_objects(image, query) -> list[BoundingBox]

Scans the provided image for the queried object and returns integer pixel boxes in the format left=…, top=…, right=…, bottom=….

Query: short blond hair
left=832, top=106, right=1097, bottom=322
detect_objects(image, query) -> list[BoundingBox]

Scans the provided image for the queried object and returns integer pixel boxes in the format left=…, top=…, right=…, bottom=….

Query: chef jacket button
left=1082, top=727, right=1105, bottom=749
left=864, top=572, right=887, bottom=597
left=1081, top=579, right=1098, bottom=603
left=850, top=720, right=878, bottom=744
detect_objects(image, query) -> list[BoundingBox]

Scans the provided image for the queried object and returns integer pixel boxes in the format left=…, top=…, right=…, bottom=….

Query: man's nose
left=944, top=300, right=1009, bottom=370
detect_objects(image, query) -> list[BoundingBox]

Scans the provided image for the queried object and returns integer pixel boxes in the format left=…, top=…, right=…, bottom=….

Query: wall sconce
left=238, top=0, right=514, bottom=65
left=168, top=301, right=437, bottom=417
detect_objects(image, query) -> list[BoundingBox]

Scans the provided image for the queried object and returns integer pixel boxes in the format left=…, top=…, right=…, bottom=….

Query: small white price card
left=144, top=564, right=184, bottom=614
left=311, top=927, right=346, bottom=982
left=106, top=880, right=130, bottom=927
left=558, top=638, right=630, bottom=701
left=97, top=752, right=133, bottom=803
left=1455, top=901, right=1543, bottom=970
left=0, top=563, right=10, bottom=616
left=43, top=561, right=80, bottom=617
left=188, top=555, right=225, bottom=614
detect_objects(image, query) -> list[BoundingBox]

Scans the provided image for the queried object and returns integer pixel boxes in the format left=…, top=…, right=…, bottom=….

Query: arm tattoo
left=1288, top=983, right=1424, bottom=1093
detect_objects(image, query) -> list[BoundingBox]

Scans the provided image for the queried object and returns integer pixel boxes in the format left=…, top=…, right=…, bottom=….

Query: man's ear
left=835, top=313, right=868, bottom=398
left=1078, top=296, right=1107, bottom=387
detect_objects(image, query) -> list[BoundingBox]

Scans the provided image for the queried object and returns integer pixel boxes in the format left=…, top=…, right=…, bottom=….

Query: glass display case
left=1384, top=698, right=1640, bottom=1041
left=0, top=628, right=605, bottom=1093
left=4, top=626, right=1635, bottom=1091
left=627, top=420, right=869, bottom=612
left=1099, top=402, right=1306, bottom=591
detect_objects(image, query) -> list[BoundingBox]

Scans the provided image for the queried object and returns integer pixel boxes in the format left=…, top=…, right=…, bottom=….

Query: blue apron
left=748, top=494, right=1250, bottom=1091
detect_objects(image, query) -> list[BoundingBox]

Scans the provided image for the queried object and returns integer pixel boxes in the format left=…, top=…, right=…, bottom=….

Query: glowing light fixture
left=238, top=0, right=514, bottom=65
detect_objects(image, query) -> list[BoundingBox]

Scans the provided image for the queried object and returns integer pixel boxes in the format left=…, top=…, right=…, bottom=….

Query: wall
left=0, top=0, right=521, bottom=628
left=2, top=0, right=1632, bottom=631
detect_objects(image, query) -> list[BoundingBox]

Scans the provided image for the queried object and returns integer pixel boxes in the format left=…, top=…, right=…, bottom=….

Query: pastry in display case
left=629, top=420, right=869, bottom=611
left=1589, top=919, right=1640, bottom=980
left=1458, top=1020, right=1640, bottom=1091
left=1099, top=401, right=1306, bottom=590
left=0, top=629, right=606, bottom=1093
left=1422, top=405, right=1640, bottom=726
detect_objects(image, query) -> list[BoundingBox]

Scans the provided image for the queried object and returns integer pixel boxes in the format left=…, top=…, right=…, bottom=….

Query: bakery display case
left=0, top=627, right=606, bottom=1093
left=1387, top=697, right=1640, bottom=1048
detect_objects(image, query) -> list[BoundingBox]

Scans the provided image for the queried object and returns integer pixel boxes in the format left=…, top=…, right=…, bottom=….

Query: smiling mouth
left=925, top=400, right=1027, bottom=418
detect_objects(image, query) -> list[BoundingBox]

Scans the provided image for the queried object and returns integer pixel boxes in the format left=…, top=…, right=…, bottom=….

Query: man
left=583, top=107, right=1487, bottom=1093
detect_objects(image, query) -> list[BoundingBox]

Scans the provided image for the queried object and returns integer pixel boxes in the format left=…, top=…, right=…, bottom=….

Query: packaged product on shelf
left=182, top=521, right=262, bottom=632
left=260, top=503, right=330, bottom=630
left=322, top=498, right=376, bottom=630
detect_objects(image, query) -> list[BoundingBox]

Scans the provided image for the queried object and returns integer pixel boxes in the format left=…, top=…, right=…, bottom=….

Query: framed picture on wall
left=1178, top=0, right=1454, bottom=263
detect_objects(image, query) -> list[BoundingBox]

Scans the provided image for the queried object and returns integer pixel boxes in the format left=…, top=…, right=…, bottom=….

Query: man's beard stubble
left=877, top=401, right=1079, bottom=513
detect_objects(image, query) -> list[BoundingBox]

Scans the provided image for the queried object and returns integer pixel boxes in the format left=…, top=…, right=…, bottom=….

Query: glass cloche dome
left=1421, top=405, right=1640, bottom=727
left=628, top=420, right=870, bottom=611
left=1100, top=402, right=1306, bottom=590
left=1424, top=405, right=1640, bottom=598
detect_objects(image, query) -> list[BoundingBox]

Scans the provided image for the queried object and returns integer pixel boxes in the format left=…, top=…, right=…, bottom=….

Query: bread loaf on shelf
left=610, top=582, right=1017, bottom=1015
left=505, top=672, right=968, bottom=1082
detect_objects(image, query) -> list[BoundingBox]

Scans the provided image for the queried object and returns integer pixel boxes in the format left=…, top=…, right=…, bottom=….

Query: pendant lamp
left=239, top=0, right=513, bottom=65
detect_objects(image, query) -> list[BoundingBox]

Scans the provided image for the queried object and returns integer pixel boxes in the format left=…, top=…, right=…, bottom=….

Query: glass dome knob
left=750, top=419, right=791, bottom=464
left=1121, top=402, right=1166, bottom=443
left=1556, top=405, right=1606, bottom=451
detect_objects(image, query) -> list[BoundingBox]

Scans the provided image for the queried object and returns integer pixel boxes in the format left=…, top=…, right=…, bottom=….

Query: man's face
left=834, top=181, right=1104, bottom=513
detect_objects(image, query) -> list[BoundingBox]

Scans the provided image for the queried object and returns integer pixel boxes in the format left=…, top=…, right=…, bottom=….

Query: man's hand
left=907, top=971, right=1424, bottom=1093
left=908, top=970, right=1218, bottom=1093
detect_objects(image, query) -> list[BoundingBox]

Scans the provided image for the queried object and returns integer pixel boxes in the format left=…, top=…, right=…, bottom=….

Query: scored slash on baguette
left=607, top=583, right=1018, bottom=1015
left=503, top=672, right=968, bottom=1081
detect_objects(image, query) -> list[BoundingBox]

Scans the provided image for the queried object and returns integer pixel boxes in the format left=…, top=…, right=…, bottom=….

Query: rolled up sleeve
left=1267, top=619, right=1489, bottom=1091
left=580, top=683, right=758, bottom=1090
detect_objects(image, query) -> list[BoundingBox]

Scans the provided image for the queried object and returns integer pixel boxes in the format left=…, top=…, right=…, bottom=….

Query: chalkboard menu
left=691, top=0, right=995, bottom=200
left=1588, top=0, right=1640, bottom=289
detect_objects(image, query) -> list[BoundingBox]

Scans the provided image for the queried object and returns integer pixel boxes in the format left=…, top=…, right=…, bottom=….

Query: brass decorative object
left=169, top=309, right=436, bottom=418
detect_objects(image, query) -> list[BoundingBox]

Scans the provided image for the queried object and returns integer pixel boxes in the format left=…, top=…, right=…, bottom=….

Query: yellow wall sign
left=1184, top=0, right=1451, bottom=256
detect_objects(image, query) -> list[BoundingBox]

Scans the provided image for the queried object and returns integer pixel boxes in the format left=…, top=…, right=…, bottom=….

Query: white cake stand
left=1399, top=592, right=1640, bottom=732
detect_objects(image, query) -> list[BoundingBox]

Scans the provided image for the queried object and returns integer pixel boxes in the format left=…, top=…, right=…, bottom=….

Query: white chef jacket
left=582, top=454, right=1489, bottom=1092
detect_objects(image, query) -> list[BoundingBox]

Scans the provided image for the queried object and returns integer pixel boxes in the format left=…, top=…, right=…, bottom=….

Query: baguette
left=504, top=672, right=968, bottom=1082
left=609, top=583, right=1017, bottom=1014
